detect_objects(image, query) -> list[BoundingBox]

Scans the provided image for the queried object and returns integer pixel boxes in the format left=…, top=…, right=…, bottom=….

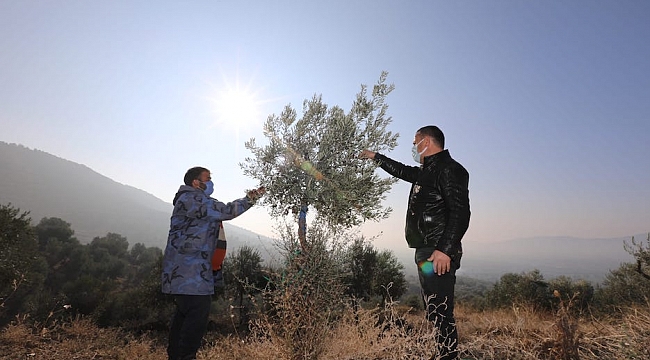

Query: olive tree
left=625, top=233, right=650, bottom=281
left=240, top=71, right=398, bottom=249
left=240, top=73, right=399, bottom=359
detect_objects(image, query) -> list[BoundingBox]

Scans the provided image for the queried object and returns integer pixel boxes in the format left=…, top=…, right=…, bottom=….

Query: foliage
left=0, top=207, right=168, bottom=329
left=343, top=236, right=378, bottom=301
left=34, top=217, right=76, bottom=250
left=593, top=234, right=650, bottom=308
left=222, top=245, right=266, bottom=328
left=0, top=204, right=46, bottom=324
left=87, top=233, right=130, bottom=279
left=454, top=276, right=492, bottom=309
left=31, top=217, right=85, bottom=321
left=402, top=293, right=424, bottom=310
left=34, top=217, right=83, bottom=287
left=341, top=235, right=407, bottom=313
left=237, top=73, right=405, bottom=358
left=595, top=263, right=650, bottom=307
left=240, top=72, right=399, bottom=231
left=485, top=270, right=552, bottom=310
left=625, top=233, right=650, bottom=281
left=484, top=270, right=595, bottom=315
left=373, top=249, right=408, bottom=303
left=547, top=276, right=594, bottom=313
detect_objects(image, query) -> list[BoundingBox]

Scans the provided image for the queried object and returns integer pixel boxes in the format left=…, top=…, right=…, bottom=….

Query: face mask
left=203, top=180, right=214, bottom=196
left=411, top=139, right=427, bottom=164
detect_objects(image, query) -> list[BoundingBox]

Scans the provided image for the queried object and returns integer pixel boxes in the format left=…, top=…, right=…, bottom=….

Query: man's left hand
left=428, top=250, right=451, bottom=276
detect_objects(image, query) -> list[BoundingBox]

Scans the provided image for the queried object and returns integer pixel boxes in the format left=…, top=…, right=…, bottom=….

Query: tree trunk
left=298, top=205, right=308, bottom=253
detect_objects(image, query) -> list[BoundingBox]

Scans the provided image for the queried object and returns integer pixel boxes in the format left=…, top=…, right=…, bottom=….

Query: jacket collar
left=421, top=149, right=450, bottom=169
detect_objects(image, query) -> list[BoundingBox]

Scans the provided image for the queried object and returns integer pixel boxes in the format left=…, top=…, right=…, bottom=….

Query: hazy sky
left=2, top=1, right=649, bottom=253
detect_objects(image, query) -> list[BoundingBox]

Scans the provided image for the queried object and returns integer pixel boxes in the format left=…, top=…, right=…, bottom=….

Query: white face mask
left=411, top=139, right=427, bottom=164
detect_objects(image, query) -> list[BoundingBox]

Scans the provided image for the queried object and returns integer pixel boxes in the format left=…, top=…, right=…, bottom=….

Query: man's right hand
left=358, top=149, right=376, bottom=160
left=246, top=186, right=266, bottom=201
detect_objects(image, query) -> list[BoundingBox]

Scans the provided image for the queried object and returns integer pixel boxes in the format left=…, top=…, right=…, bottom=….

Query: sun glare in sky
left=207, top=75, right=266, bottom=134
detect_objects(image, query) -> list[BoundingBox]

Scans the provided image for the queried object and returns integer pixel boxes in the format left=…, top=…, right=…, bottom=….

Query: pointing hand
left=358, top=149, right=376, bottom=160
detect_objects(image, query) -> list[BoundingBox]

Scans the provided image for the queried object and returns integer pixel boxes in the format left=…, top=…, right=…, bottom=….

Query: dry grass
left=0, top=315, right=165, bottom=359
left=455, top=303, right=650, bottom=360
left=2, top=304, right=649, bottom=360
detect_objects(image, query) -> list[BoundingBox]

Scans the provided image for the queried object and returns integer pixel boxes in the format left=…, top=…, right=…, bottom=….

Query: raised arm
left=359, top=149, right=420, bottom=183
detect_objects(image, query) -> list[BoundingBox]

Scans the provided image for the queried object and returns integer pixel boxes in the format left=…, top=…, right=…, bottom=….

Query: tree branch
left=636, top=260, right=650, bottom=280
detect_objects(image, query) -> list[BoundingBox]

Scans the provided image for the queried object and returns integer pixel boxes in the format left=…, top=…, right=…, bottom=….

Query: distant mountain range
left=0, top=141, right=275, bottom=255
left=458, top=235, right=641, bottom=283
left=1, top=141, right=644, bottom=284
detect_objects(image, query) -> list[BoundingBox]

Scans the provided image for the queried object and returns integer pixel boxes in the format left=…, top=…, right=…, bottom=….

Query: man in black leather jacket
left=360, top=125, right=470, bottom=360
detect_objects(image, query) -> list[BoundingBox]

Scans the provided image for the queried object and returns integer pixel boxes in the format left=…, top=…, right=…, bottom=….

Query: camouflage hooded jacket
left=161, top=185, right=253, bottom=295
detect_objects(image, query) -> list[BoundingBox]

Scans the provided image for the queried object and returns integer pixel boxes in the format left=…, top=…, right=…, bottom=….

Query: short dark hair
left=184, top=167, right=209, bottom=186
left=417, top=125, right=445, bottom=149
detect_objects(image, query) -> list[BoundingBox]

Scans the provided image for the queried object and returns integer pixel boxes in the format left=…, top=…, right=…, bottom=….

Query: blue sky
left=1, top=1, right=649, bottom=253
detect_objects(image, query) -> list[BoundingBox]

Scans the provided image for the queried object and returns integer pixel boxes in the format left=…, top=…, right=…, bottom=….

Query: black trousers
left=167, top=294, right=212, bottom=360
left=415, top=247, right=459, bottom=360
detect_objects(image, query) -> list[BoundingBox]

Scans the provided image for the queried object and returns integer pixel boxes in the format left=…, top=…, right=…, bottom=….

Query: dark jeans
left=167, top=294, right=212, bottom=360
left=415, top=247, right=458, bottom=360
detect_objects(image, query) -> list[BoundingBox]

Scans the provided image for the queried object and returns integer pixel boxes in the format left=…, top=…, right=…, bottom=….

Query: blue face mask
left=203, top=180, right=214, bottom=196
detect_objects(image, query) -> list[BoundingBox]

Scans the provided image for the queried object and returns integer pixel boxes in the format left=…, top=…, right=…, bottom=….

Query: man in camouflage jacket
left=162, top=166, right=264, bottom=360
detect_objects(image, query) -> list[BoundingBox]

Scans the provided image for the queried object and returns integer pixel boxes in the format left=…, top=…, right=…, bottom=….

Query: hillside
left=0, top=141, right=273, bottom=252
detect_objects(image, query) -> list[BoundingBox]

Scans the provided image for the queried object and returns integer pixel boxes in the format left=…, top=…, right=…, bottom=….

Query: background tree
left=240, top=71, right=398, bottom=249
left=34, top=218, right=82, bottom=281
left=485, top=270, right=552, bottom=310
left=224, top=245, right=266, bottom=328
left=87, top=233, right=129, bottom=280
left=625, top=233, right=650, bottom=281
left=32, top=217, right=85, bottom=321
left=127, top=242, right=163, bottom=282
left=1, top=211, right=175, bottom=330
left=595, top=263, right=650, bottom=307
left=342, top=237, right=407, bottom=307
left=547, top=276, right=594, bottom=313
left=35, top=217, right=76, bottom=250
left=343, top=236, right=377, bottom=302
left=94, top=241, right=167, bottom=329
left=0, top=204, right=46, bottom=325
left=592, top=235, right=650, bottom=309
left=372, top=249, right=408, bottom=305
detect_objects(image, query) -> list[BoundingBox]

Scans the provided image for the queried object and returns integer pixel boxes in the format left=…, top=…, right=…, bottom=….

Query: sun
left=207, top=74, right=267, bottom=135
left=214, top=87, right=261, bottom=128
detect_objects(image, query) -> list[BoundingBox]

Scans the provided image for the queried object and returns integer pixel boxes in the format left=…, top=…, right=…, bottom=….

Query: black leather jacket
left=374, top=150, right=470, bottom=265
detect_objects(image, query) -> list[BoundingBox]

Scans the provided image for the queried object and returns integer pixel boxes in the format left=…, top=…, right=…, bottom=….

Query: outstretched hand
left=246, top=186, right=266, bottom=201
left=358, top=149, right=376, bottom=160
